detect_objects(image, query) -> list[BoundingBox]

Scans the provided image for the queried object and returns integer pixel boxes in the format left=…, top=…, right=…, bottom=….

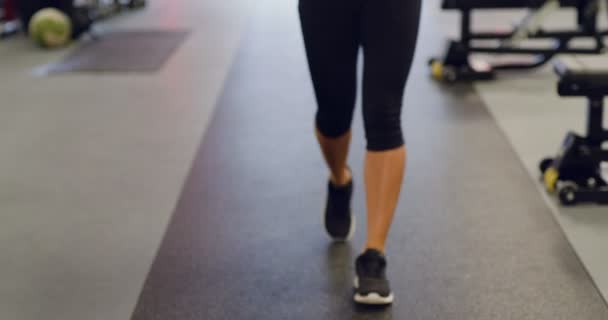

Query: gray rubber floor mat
left=49, top=30, right=189, bottom=73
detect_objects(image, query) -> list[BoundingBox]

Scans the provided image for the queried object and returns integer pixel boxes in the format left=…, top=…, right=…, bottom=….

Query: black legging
left=299, top=0, right=421, bottom=151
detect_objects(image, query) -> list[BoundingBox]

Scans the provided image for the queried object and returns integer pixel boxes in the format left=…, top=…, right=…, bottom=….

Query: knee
left=364, top=104, right=404, bottom=151
left=316, top=109, right=353, bottom=138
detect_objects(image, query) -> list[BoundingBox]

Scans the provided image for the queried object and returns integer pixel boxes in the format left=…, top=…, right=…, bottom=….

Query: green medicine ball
left=28, top=8, right=72, bottom=49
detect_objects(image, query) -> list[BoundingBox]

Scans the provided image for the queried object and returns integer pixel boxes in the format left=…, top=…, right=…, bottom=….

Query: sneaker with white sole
left=354, top=249, right=394, bottom=305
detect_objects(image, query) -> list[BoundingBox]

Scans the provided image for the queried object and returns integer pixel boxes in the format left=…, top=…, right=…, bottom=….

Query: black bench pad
left=554, top=55, right=608, bottom=96
left=443, top=0, right=579, bottom=9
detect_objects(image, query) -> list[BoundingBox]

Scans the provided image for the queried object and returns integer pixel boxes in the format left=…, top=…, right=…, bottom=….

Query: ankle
left=364, top=244, right=385, bottom=255
left=331, top=167, right=352, bottom=186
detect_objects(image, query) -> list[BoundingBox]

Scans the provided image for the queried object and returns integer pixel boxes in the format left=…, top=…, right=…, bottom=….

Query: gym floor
left=1, top=0, right=607, bottom=319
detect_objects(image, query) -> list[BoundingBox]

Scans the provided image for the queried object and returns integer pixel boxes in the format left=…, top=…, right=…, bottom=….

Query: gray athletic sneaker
left=354, top=249, right=394, bottom=305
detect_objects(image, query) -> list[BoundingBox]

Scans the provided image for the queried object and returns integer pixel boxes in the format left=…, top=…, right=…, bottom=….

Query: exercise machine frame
left=430, top=0, right=608, bottom=82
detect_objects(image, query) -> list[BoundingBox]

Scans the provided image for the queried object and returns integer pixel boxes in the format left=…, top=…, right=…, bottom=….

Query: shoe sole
left=353, top=276, right=394, bottom=305
left=323, top=210, right=356, bottom=242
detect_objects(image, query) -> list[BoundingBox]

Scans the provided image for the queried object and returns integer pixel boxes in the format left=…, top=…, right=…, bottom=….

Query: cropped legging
left=299, top=0, right=421, bottom=151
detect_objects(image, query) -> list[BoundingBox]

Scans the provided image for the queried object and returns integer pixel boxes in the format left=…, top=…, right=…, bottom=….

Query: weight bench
left=540, top=55, right=608, bottom=205
left=443, top=0, right=580, bottom=8
left=430, top=0, right=608, bottom=82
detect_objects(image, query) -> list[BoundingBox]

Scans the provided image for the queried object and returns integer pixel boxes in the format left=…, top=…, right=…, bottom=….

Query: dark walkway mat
left=131, top=0, right=608, bottom=319
left=49, top=30, right=189, bottom=73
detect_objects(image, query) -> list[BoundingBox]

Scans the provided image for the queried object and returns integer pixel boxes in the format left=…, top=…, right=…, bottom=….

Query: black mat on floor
left=130, top=0, right=608, bottom=319
left=49, top=30, right=189, bottom=73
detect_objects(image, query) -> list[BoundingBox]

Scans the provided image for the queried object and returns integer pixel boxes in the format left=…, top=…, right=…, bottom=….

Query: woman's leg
left=364, top=148, right=406, bottom=252
left=316, top=129, right=352, bottom=186
left=299, top=0, right=360, bottom=239
left=352, top=0, right=421, bottom=305
left=299, top=0, right=359, bottom=185
left=361, top=0, right=422, bottom=253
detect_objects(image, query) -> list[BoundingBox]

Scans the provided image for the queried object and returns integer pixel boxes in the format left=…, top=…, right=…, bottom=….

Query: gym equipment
left=29, top=7, right=72, bottom=48
left=86, top=0, right=146, bottom=21
left=0, top=0, right=20, bottom=38
left=16, top=0, right=146, bottom=40
left=429, top=0, right=608, bottom=82
left=18, top=1, right=92, bottom=39
left=540, top=56, right=608, bottom=206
